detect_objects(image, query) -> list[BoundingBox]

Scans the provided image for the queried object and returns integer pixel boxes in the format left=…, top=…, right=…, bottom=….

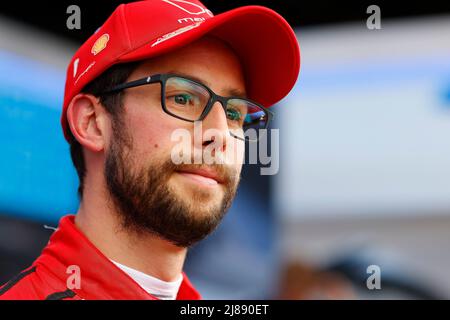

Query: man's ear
left=66, top=94, right=110, bottom=152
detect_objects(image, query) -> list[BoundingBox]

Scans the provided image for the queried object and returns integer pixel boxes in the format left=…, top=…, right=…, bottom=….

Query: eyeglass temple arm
left=102, top=76, right=160, bottom=94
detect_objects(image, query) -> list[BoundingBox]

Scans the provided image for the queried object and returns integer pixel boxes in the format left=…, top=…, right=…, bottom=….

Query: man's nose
left=201, top=101, right=229, bottom=151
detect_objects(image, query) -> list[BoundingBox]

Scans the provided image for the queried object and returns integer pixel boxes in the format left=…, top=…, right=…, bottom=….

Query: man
left=0, top=0, right=299, bottom=300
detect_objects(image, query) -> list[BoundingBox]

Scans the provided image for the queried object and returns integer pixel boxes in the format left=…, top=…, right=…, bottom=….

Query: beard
left=104, top=120, right=240, bottom=248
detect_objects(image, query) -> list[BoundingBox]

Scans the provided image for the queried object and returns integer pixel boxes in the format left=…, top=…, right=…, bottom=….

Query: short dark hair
left=67, top=62, right=140, bottom=199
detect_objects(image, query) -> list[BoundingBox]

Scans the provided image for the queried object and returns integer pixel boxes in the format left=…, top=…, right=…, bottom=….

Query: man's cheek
left=132, top=124, right=174, bottom=154
left=127, top=136, right=168, bottom=170
left=170, top=127, right=193, bottom=165
left=226, top=139, right=245, bottom=167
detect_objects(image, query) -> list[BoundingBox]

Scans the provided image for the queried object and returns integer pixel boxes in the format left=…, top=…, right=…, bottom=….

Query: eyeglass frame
left=100, top=73, right=274, bottom=141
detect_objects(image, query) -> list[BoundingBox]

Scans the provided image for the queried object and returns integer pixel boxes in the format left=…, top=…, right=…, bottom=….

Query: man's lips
left=175, top=168, right=224, bottom=186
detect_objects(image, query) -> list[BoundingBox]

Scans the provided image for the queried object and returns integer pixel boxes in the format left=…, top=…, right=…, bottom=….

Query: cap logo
left=162, top=0, right=213, bottom=17
left=74, top=61, right=96, bottom=85
left=151, top=21, right=203, bottom=47
left=73, top=58, right=80, bottom=78
left=91, top=33, right=110, bottom=55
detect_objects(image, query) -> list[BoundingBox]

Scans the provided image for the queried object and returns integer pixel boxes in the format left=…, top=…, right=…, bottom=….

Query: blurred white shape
left=276, top=15, right=450, bottom=219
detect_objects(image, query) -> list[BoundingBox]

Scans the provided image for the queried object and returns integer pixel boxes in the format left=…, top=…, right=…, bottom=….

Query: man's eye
left=226, top=108, right=242, bottom=121
left=173, top=93, right=192, bottom=105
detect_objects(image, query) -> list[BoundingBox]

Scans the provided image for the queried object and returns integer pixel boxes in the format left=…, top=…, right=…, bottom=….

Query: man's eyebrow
left=225, top=88, right=247, bottom=99
left=166, top=71, right=247, bottom=98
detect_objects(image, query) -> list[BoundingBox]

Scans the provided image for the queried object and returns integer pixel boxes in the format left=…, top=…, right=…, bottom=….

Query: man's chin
left=169, top=172, right=226, bottom=209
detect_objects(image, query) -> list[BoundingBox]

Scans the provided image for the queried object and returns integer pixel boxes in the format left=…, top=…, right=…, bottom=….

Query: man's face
left=104, top=37, right=246, bottom=247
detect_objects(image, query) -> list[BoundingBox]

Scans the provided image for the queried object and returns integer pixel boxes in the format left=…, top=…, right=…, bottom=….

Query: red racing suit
left=0, top=215, right=201, bottom=300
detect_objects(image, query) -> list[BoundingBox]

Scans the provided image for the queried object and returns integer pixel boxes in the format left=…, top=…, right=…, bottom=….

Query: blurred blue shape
left=0, top=50, right=79, bottom=223
left=443, top=80, right=450, bottom=106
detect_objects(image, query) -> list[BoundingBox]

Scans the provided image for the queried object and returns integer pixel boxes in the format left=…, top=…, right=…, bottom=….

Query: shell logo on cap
left=91, top=33, right=110, bottom=55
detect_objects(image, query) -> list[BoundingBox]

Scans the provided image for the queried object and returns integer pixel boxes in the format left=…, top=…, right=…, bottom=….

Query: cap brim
left=119, top=5, right=300, bottom=108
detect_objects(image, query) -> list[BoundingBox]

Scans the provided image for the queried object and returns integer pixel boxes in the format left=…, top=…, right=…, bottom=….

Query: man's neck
left=74, top=187, right=187, bottom=283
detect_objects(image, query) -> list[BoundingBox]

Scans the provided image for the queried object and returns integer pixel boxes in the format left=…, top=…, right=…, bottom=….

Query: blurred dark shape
left=278, top=261, right=356, bottom=299
left=278, top=253, right=443, bottom=300
left=0, top=1, right=449, bottom=44
left=0, top=215, right=51, bottom=286
left=326, top=254, right=442, bottom=300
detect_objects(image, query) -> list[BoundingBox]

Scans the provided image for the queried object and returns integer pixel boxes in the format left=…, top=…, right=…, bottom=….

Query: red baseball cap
left=62, top=0, right=300, bottom=141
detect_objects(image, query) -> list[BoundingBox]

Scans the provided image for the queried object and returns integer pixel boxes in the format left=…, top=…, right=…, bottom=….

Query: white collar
left=111, top=260, right=183, bottom=300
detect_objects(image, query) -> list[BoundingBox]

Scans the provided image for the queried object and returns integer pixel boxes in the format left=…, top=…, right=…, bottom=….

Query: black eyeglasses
left=102, top=73, right=273, bottom=142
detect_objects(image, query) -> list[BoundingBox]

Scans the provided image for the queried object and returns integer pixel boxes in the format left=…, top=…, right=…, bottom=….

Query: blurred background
left=1, top=0, right=450, bottom=299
